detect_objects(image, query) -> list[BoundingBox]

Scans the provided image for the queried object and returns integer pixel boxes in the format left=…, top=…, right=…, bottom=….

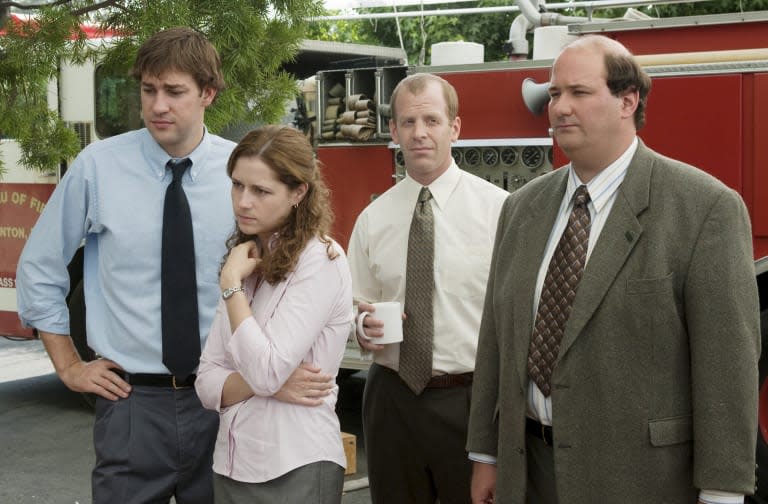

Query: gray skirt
left=213, top=461, right=344, bottom=504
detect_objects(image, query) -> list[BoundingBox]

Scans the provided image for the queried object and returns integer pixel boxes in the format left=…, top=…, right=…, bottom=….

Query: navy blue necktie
left=161, top=158, right=200, bottom=377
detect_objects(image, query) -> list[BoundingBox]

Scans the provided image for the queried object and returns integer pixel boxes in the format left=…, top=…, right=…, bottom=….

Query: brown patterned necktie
left=527, top=185, right=591, bottom=397
left=399, top=186, right=435, bottom=394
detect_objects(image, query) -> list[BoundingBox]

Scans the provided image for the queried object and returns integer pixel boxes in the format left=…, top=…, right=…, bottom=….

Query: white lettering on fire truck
left=0, top=227, right=27, bottom=239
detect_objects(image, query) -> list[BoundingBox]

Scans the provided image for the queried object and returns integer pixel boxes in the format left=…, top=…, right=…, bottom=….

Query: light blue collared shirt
left=17, top=128, right=235, bottom=374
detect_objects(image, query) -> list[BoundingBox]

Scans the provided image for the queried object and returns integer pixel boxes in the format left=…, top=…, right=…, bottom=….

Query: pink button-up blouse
left=196, top=237, right=353, bottom=483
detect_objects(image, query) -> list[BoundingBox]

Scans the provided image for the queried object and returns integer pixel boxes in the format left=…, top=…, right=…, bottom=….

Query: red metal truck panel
left=753, top=73, right=768, bottom=258
left=553, top=74, right=743, bottom=188
left=610, top=23, right=768, bottom=56
left=318, top=145, right=395, bottom=249
left=0, top=183, right=55, bottom=338
left=439, top=68, right=552, bottom=139
left=642, top=74, right=743, bottom=192
left=0, top=311, right=30, bottom=338
left=0, top=183, right=55, bottom=280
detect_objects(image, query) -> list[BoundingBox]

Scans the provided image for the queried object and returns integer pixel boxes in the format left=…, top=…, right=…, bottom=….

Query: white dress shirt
left=347, top=161, right=508, bottom=374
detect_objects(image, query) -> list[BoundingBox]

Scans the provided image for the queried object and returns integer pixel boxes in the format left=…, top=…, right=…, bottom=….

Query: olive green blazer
left=467, top=141, right=760, bottom=503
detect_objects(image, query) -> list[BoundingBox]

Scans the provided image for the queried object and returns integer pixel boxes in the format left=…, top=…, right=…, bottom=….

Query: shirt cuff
left=468, top=452, right=497, bottom=464
left=463, top=460, right=743, bottom=502
left=698, top=490, right=744, bottom=504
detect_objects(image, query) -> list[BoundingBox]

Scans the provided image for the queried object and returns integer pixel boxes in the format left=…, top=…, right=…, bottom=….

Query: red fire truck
left=319, top=9, right=768, bottom=366
left=307, top=8, right=768, bottom=499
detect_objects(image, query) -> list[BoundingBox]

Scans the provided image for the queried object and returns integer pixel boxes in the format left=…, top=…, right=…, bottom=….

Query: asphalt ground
left=0, top=337, right=372, bottom=504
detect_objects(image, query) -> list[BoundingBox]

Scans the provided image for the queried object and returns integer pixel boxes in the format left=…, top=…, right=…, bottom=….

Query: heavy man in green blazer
left=467, top=35, right=760, bottom=503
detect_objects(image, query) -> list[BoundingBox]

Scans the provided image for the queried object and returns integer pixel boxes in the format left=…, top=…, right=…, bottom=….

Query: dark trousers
left=92, top=386, right=219, bottom=504
left=362, top=363, right=472, bottom=504
left=526, top=430, right=559, bottom=504
left=213, top=461, right=344, bottom=504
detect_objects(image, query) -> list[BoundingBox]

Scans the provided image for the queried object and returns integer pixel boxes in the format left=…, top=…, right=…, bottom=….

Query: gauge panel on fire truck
left=521, top=145, right=545, bottom=170
left=500, top=147, right=518, bottom=167
left=481, top=147, right=499, bottom=167
left=463, top=148, right=481, bottom=167
left=390, top=139, right=553, bottom=194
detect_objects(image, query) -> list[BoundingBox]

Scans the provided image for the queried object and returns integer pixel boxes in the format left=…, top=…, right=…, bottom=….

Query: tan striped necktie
left=527, top=185, right=591, bottom=397
left=399, top=187, right=435, bottom=394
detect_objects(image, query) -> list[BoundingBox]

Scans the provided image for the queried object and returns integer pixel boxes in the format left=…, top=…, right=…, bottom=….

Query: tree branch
left=0, top=0, right=123, bottom=17
left=0, top=0, right=73, bottom=10
left=70, top=0, right=123, bottom=17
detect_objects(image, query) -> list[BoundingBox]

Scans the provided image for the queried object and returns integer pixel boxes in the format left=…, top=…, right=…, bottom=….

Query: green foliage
left=0, top=7, right=82, bottom=177
left=0, top=0, right=321, bottom=177
left=590, top=0, right=768, bottom=18
left=306, top=16, right=379, bottom=44
left=309, top=0, right=768, bottom=64
left=17, top=107, right=81, bottom=171
left=309, top=0, right=514, bottom=64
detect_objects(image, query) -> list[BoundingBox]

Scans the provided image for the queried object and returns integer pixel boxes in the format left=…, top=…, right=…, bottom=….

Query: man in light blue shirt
left=16, top=28, right=234, bottom=503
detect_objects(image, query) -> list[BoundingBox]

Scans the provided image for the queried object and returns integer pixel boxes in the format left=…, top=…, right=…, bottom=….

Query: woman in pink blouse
left=195, top=126, right=352, bottom=503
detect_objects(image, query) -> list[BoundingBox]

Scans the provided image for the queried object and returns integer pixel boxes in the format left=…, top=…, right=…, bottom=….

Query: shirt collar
left=402, top=160, right=461, bottom=210
left=144, top=126, right=213, bottom=182
left=566, top=136, right=638, bottom=214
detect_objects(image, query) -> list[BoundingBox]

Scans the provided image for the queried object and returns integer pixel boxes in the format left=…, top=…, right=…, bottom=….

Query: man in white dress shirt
left=348, top=73, right=508, bottom=504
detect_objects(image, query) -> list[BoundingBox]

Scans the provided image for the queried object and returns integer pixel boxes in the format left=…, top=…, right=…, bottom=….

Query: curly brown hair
left=224, top=126, right=337, bottom=284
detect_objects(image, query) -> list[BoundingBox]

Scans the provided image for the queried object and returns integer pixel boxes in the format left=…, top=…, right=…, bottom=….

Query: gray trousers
left=92, top=386, right=219, bottom=504
left=362, top=363, right=473, bottom=504
left=213, top=461, right=344, bottom=504
left=526, top=430, right=559, bottom=504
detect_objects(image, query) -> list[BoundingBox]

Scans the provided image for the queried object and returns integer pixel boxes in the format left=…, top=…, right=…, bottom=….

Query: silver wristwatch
left=221, top=285, right=245, bottom=300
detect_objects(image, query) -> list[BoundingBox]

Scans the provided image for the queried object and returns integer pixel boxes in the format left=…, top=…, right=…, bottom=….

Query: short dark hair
left=131, top=27, right=225, bottom=96
left=603, top=47, right=652, bottom=130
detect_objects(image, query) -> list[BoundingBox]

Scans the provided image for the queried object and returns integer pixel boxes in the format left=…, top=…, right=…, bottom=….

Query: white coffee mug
left=356, top=301, right=404, bottom=345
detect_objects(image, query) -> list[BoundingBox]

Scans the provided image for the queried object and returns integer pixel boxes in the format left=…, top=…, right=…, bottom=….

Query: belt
left=115, top=371, right=196, bottom=389
left=424, top=372, right=473, bottom=389
left=526, top=417, right=553, bottom=446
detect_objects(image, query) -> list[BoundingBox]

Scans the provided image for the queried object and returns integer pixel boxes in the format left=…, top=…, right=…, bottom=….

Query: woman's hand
left=220, top=240, right=261, bottom=289
left=273, top=363, right=334, bottom=406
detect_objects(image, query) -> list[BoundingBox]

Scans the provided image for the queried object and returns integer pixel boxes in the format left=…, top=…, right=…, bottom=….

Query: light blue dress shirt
left=16, top=128, right=235, bottom=374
